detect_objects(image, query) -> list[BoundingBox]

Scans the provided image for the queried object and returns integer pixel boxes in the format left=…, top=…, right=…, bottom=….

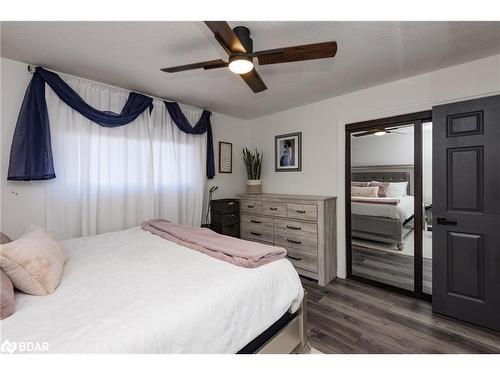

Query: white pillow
left=387, top=182, right=408, bottom=197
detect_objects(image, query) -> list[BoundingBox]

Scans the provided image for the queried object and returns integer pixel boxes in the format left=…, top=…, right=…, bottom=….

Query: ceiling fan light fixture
left=374, top=130, right=387, bottom=136
left=228, top=55, right=254, bottom=74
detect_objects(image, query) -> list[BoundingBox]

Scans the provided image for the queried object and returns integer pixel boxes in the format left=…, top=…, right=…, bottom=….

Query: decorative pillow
left=1, top=269, right=15, bottom=319
left=351, top=181, right=369, bottom=187
left=369, top=181, right=390, bottom=197
left=0, top=226, right=68, bottom=296
left=1, top=232, right=12, bottom=244
left=387, top=182, right=408, bottom=197
left=351, top=186, right=379, bottom=198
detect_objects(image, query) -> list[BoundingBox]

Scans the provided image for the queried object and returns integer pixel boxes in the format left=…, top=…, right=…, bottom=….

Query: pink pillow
left=1, top=269, right=14, bottom=319
left=369, top=181, right=390, bottom=197
left=0, top=226, right=67, bottom=296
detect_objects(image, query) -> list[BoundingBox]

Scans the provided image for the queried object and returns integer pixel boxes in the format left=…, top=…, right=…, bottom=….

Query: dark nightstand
left=210, top=199, right=240, bottom=238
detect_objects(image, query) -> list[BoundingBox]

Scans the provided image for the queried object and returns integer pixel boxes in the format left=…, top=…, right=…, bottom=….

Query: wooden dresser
left=239, top=193, right=336, bottom=286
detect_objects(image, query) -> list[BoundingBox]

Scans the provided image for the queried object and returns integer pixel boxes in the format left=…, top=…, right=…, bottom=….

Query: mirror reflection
left=350, top=124, right=415, bottom=291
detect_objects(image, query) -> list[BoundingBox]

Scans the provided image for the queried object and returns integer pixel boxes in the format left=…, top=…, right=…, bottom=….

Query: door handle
left=436, top=217, right=458, bottom=226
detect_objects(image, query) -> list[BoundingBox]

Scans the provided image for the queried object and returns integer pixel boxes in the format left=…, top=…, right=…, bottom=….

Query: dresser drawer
left=275, top=233, right=318, bottom=254
left=241, top=228, right=273, bottom=244
left=274, top=219, right=318, bottom=253
left=240, top=199, right=262, bottom=214
left=241, top=214, right=273, bottom=228
left=287, top=203, right=318, bottom=221
left=285, top=248, right=318, bottom=273
left=261, top=201, right=287, bottom=217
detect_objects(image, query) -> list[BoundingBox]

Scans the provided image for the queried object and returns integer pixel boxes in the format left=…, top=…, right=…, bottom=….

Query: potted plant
left=242, top=148, right=263, bottom=195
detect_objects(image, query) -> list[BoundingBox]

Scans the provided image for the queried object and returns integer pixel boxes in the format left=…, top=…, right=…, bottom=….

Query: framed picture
left=218, top=141, right=232, bottom=173
left=275, top=132, right=302, bottom=172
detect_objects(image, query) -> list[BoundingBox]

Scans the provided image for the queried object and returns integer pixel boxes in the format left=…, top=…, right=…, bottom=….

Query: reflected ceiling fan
left=352, top=128, right=407, bottom=137
left=161, top=21, right=338, bottom=93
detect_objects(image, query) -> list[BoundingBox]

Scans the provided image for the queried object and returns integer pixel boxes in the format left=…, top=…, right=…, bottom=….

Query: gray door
left=433, top=95, right=500, bottom=331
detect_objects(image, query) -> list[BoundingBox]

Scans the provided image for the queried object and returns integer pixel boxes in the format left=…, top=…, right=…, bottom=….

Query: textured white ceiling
left=2, top=21, right=500, bottom=119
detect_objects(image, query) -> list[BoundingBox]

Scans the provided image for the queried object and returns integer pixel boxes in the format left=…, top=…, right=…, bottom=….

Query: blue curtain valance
left=8, top=67, right=154, bottom=181
left=165, top=101, right=215, bottom=179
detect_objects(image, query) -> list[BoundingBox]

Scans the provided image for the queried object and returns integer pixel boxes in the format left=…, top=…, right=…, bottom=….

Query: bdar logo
left=1, top=340, right=17, bottom=354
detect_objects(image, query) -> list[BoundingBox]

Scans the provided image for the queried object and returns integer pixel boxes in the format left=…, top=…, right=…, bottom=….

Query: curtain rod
left=25, top=64, right=209, bottom=113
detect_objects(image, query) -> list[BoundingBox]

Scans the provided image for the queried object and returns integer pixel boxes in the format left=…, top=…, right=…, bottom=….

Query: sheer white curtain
left=45, top=76, right=206, bottom=239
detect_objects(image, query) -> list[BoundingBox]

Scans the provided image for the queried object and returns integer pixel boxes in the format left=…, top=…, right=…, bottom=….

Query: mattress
left=351, top=195, right=414, bottom=221
left=1, top=227, right=303, bottom=353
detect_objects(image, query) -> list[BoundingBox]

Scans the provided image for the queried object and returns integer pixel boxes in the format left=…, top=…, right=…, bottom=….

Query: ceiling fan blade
left=240, top=68, right=267, bottom=93
left=256, top=41, right=337, bottom=65
left=352, top=131, right=376, bottom=137
left=161, top=59, right=227, bottom=73
left=203, top=61, right=229, bottom=70
left=204, top=21, right=247, bottom=54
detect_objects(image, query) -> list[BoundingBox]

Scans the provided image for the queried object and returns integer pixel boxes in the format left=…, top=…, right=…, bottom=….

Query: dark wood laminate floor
left=302, top=277, right=500, bottom=353
left=352, top=246, right=432, bottom=293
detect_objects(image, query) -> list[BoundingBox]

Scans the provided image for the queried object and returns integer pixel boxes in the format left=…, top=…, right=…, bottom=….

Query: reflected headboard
left=351, top=165, right=414, bottom=195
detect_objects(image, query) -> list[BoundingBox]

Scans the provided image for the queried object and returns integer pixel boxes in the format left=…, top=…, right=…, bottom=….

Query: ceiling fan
left=161, top=21, right=338, bottom=93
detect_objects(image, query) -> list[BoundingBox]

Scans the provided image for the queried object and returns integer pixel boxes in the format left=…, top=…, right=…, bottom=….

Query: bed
left=350, top=165, right=415, bottom=249
left=1, top=227, right=306, bottom=354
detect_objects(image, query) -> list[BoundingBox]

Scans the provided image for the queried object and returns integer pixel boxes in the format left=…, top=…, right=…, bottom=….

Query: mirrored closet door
left=346, top=112, right=432, bottom=299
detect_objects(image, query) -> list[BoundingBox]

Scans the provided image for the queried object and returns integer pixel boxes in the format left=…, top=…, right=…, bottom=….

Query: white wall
left=0, top=57, right=248, bottom=238
left=246, top=54, right=500, bottom=278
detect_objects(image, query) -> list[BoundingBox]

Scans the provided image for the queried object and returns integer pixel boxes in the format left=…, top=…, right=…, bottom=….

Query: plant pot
left=246, top=179, right=262, bottom=195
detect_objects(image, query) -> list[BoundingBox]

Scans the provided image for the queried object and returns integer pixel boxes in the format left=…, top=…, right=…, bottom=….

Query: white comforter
left=351, top=196, right=414, bottom=221
left=1, top=227, right=303, bottom=353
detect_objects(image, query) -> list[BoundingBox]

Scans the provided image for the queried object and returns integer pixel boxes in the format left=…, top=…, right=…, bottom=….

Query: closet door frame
left=345, top=110, right=432, bottom=300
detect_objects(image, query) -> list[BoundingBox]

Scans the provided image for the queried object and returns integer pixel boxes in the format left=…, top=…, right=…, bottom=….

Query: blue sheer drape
left=165, top=101, right=215, bottom=179
left=8, top=67, right=154, bottom=181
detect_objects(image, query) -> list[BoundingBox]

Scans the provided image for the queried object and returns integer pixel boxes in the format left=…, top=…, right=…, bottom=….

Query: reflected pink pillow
left=1, top=269, right=14, bottom=319
left=369, top=181, right=390, bottom=197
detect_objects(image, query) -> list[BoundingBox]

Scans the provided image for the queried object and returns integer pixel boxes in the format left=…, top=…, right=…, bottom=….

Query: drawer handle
left=286, top=225, right=302, bottom=230
left=251, top=232, right=262, bottom=236
left=287, top=255, right=302, bottom=261
left=287, top=239, right=302, bottom=245
left=247, top=205, right=254, bottom=208
left=296, top=210, right=306, bottom=214
left=227, top=202, right=234, bottom=206
left=270, top=207, right=278, bottom=211
left=250, top=219, right=262, bottom=224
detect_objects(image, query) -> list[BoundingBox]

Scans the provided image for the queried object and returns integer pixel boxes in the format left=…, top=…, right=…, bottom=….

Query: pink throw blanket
left=142, top=219, right=286, bottom=268
left=351, top=197, right=400, bottom=205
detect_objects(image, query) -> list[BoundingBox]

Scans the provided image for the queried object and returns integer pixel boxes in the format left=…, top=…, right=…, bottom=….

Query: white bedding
left=1, top=227, right=303, bottom=353
left=351, top=196, right=414, bottom=221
